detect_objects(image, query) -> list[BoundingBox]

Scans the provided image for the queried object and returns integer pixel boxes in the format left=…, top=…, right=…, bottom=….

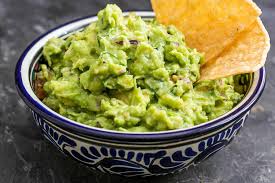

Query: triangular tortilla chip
left=200, top=18, right=270, bottom=80
left=151, top=0, right=261, bottom=63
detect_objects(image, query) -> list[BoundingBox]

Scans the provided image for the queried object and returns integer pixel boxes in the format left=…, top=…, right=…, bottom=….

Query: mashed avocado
left=38, top=4, right=245, bottom=132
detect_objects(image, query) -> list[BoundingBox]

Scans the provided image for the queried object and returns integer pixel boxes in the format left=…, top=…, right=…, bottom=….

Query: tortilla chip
left=200, top=18, right=270, bottom=80
left=151, top=0, right=261, bottom=63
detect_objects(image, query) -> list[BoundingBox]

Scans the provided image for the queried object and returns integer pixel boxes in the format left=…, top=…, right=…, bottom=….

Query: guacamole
left=36, top=4, right=245, bottom=132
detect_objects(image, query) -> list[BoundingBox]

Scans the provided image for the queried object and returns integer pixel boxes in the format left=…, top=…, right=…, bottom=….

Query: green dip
left=37, top=4, right=245, bottom=132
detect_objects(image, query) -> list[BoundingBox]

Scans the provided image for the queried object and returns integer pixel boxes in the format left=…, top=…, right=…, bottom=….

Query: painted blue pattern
left=32, top=111, right=248, bottom=177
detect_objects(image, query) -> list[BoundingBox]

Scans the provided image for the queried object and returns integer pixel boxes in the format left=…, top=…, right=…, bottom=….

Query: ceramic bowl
left=15, top=12, right=266, bottom=177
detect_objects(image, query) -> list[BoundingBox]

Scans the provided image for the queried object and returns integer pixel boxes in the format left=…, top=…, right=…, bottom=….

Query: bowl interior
left=16, top=12, right=265, bottom=141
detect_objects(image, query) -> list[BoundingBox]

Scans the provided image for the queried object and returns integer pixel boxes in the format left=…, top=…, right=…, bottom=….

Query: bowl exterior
left=32, top=109, right=249, bottom=177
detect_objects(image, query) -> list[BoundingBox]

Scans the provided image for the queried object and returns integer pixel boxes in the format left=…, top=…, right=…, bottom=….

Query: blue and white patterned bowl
left=15, top=12, right=266, bottom=177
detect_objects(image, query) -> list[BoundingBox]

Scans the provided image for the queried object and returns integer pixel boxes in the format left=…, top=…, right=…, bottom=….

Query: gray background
left=0, top=0, right=275, bottom=182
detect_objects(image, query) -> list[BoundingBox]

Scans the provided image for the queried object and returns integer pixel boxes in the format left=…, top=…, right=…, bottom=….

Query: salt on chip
left=151, top=0, right=261, bottom=63
left=200, top=18, right=270, bottom=80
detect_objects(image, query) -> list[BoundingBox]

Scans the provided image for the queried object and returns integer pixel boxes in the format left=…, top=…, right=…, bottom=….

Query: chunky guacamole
left=36, top=4, right=245, bottom=132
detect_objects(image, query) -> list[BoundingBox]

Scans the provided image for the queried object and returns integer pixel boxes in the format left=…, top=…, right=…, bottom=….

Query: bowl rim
left=15, top=11, right=266, bottom=142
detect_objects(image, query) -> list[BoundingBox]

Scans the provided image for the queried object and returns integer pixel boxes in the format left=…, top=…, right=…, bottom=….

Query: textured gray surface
left=0, top=0, right=275, bottom=182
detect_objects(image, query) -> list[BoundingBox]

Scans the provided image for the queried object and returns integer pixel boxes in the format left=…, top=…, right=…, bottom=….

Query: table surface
left=1, top=0, right=275, bottom=182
